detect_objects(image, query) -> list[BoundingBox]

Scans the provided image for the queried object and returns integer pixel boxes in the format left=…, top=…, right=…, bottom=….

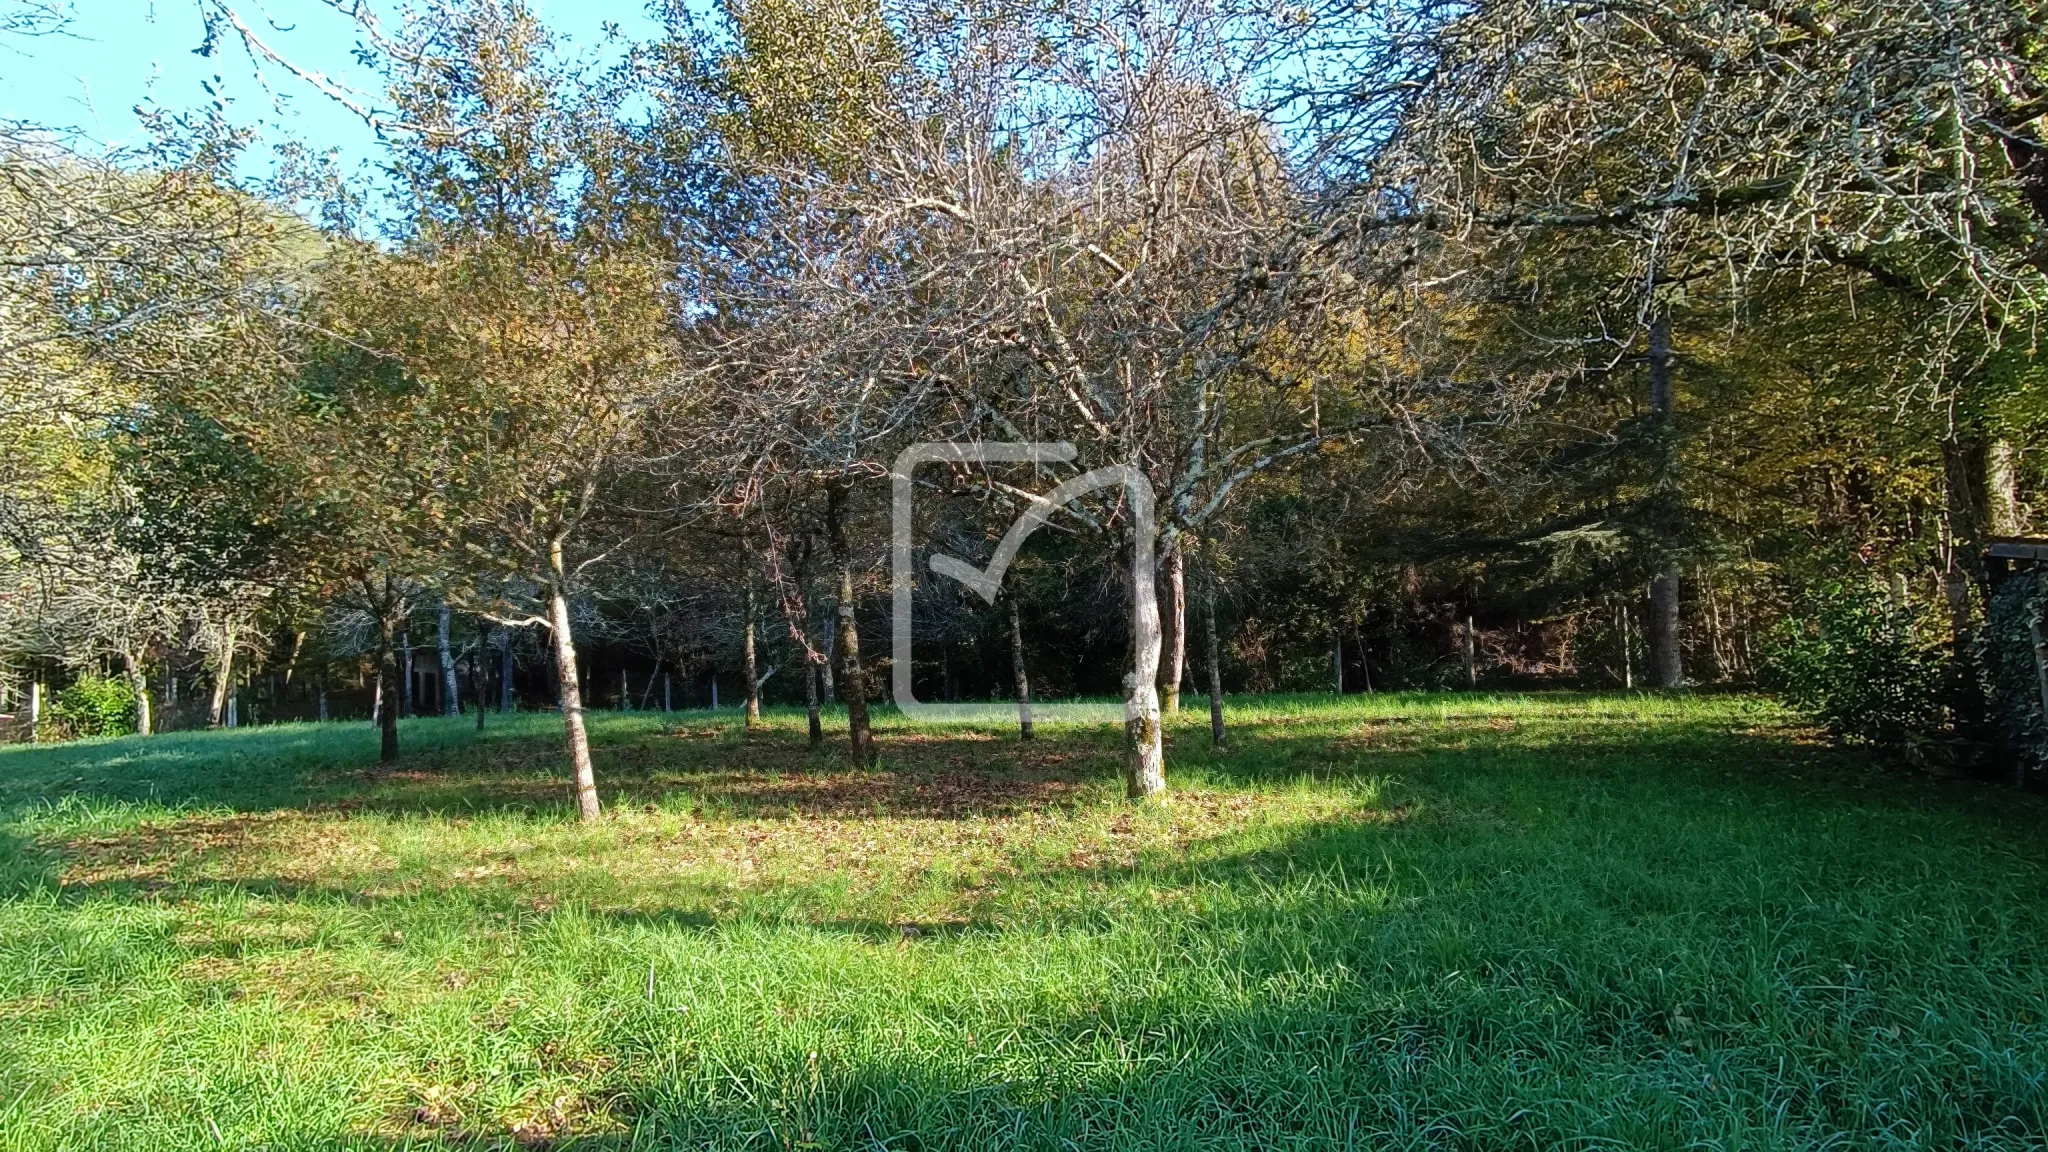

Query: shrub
left=1760, top=581, right=1953, bottom=757
left=47, top=676, right=138, bottom=739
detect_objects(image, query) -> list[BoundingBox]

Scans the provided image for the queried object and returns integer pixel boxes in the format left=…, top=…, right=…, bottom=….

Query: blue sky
left=1, top=0, right=668, bottom=175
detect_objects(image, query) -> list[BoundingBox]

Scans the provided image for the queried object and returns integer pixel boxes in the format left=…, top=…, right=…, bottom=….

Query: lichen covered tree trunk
left=1159, top=541, right=1185, bottom=712
left=547, top=581, right=602, bottom=821
left=207, top=621, right=236, bottom=729
left=123, top=649, right=151, bottom=736
left=836, top=569, right=872, bottom=764
left=1125, top=542, right=1165, bottom=799
left=437, top=604, right=460, bottom=716
left=826, top=480, right=871, bottom=762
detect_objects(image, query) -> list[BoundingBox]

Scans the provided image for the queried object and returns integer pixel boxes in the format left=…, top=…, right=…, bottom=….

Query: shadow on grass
left=0, top=691, right=1814, bottom=820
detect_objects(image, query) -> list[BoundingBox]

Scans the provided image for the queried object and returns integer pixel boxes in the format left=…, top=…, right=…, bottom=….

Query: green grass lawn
left=1, top=693, right=2044, bottom=1150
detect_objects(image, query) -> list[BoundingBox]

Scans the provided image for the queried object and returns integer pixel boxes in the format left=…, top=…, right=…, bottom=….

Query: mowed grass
left=0, top=694, right=2044, bottom=1150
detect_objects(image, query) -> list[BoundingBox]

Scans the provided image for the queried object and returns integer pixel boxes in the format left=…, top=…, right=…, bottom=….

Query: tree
left=300, top=3, right=677, bottom=817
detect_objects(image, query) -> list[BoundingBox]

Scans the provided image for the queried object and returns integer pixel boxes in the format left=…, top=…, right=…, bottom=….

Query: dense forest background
left=3, top=0, right=2044, bottom=800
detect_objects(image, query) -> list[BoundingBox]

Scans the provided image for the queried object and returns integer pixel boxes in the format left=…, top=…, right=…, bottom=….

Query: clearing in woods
left=0, top=693, right=2044, bottom=1149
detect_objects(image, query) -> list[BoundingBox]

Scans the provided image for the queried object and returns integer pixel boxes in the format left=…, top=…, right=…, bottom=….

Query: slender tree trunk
left=821, top=617, right=837, bottom=703
left=942, top=633, right=957, bottom=702
left=1464, top=615, right=1477, bottom=687
left=1942, top=424, right=1994, bottom=744
left=1009, top=595, right=1034, bottom=741
left=744, top=584, right=761, bottom=728
left=663, top=674, right=672, bottom=713
left=1334, top=625, right=1345, bottom=695
left=377, top=620, right=399, bottom=762
left=1126, top=542, right=1166, bottom=799
left=471, top=652, right=485, bottom=731
left=1620, top=601, right=1634, bottom=689
left=499, top=628, right=515, bottom=712
left=1355, top=625, right=1373, bottom=693
left=281, top=630, right=305, bottom=688
left=805, top=658, right=823, bottom=745
left=317, top=681, right=328, bottom=722
left=1204, top=542, right=1225, bottom=750
left=124, top=649, right=151, bottom=736
left=836, top=570, right=872, bottom=763
left=207, top=623, right=236, bottom=729
left=400, top=632, right=414, bottom=717
left=28, top=680, right=40, bottom=743
left=438, top=605, right=459, bottom=717
left=826, top=481, right=872, bottom=762
left=547, top=574, right=601, bottom=822
left=1646, top=313, right=1686, bottom=687
left=1159, top=542, right=1186, bottom=711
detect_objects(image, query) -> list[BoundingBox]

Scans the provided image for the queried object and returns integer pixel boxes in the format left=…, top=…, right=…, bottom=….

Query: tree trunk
left=317, top=683, right=328, bottom=722
left=499, top=629, right=515, bottom=712
left=1334, top=625, right=1345, bottom=695
left=821, top=615, right=836, bottom=703
left=547, top=578, right=601, bottom=822
left=805, top=658, right=823, bottom=745
left=826, top=480, right=872, bottom=762
left=1159, top=541, right=1186, bottom=711
left=471, top=652, right=486, bottom=731
left=124, top=649, right=151, bottom=736
left=1463, top=615, right=1477, bottom=687
left=942, top=633, right=958, bottom=702
left=207, top=623, right=236, bottom=729
left=438, top=605, right=459, bottom=717
left=400, top=632, right=415, bottom=717
left=1204, top=542, right=1225, bottom=750
left=376, top=620, right=399, bottom=762
left=281, top=630, right=305, bottom=688
left=1648, top=568, right=1684, bottom=687
left=1645, top=313, right=1686, bottom=687
left=1988, top=438, right=2022, bottom=536
left=1125, top=543, right=1166, bottom=799
left=1009, top=595, right=1034, bottom=741
left=28, top=680, right=40, bottom=744
left=1942, top=426, right=1993, bottom=743
left=744, top=584, right=761, bottom=728
left=836, top=570, right=872, bottom=763
left=1620, top=601, right=1634, bottom=689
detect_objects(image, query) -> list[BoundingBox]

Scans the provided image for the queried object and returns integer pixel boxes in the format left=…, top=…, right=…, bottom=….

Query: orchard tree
left=300, top=3, right=677, bottom=819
